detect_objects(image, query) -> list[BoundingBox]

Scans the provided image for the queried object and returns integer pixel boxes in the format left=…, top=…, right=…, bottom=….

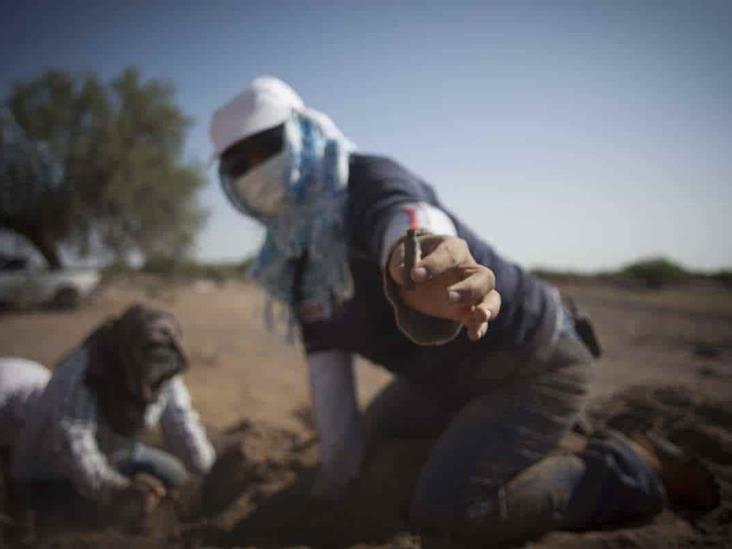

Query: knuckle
left=492, top=290, right=502, bottom=311
left=483, top=267, right=496, bottom=288
left=476, top=269, right=491, bottom=290
left=438, top=242, right=452, bottom=260
left=469, top=286, right=482, bottom=302
left=455, top=239, right=468, bottom=256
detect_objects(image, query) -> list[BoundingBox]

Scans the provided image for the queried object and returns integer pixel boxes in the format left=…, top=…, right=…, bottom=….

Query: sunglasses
left=219, top=124, right=285, bottom=181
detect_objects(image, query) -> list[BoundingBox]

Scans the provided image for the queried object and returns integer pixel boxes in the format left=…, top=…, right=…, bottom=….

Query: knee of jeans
left=124, top=448, right=190, bottom=488
left=157, top=455, right=189, bottom=488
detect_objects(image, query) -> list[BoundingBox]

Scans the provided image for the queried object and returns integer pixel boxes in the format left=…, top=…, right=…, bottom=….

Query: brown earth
left=0, top=276, right=730, bottom=548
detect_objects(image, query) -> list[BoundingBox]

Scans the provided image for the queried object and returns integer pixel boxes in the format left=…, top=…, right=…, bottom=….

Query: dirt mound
left=198, top=386, right=732, bottom=548
left=4, top=386, right=731, bottom=548
left=540, top=385, right=732, bottom=548
left=190, top=419, right=424, bottom=547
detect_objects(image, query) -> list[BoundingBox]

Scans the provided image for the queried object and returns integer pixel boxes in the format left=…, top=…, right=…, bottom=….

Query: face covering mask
left=229, top=152, right=287, bottom=216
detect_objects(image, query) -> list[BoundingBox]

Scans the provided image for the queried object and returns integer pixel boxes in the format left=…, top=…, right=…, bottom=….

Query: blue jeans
left=117, top=444, right=189, bottom=489
left=363, top=329, right=665, bottom=545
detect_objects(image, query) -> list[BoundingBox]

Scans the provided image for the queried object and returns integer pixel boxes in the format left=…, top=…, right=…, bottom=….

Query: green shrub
left=141, top=257, right=252, bottom=282
left=620, top=257, right=691, bottom=289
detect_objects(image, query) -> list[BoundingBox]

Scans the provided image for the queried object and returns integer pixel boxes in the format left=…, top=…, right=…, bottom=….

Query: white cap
left=209, top=76, right=304, bottom=163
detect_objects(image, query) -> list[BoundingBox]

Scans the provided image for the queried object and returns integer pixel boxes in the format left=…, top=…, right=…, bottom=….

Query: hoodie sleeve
left=347, top=157, right=462, bottom=345
left=307, top=349, right=364, bottom=498
left=56, top=374, right=130, bottom=502
left=160, top=376, right=216, bottom=475
left=379, top=202, right=463, bottom=345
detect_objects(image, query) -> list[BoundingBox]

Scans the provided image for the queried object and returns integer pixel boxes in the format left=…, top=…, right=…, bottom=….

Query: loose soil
left=1, top=277, right=730, bottom=547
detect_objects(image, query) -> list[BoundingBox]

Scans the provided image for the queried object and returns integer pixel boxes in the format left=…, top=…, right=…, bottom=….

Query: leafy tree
left=0, top=68, right=206, bottom=269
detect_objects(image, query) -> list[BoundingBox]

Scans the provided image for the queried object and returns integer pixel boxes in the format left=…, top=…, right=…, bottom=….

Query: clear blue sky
left=1, top=1, right=730, bottom=271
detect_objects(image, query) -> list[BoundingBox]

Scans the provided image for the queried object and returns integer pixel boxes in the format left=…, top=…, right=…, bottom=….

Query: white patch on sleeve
left=380, top=201, right=457, bottom=267
left=307, top=350, right=363, bottom=478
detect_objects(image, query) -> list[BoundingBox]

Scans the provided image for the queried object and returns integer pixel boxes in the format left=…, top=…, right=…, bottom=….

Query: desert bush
left=141, top=257, right=252, bottom=282
left=620, top=257, right=692, bottom=289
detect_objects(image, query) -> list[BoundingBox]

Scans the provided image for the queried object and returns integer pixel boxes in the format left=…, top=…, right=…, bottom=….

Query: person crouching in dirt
left=209, top=77, right=719, bottom=546
left=1, top=304, right=215, bottom=531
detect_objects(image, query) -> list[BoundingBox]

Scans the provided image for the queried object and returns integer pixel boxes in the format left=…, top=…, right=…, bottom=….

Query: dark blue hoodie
left=301, top=154, right=559, bottom=390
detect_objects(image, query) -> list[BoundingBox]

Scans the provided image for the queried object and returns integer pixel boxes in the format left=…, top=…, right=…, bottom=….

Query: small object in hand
left=401, top=207, right=421, bottom=291
left=403, top=228, right=419, bottom=291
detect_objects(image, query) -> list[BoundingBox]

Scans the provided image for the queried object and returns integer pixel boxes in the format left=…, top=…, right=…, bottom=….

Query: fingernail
left=448, top=290, right=460, bottom=303
left=413, top=266, right=428, bottom=281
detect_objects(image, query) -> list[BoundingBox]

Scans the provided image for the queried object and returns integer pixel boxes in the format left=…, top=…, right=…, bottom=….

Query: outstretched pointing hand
left=388, top=235, right=501, bottom=341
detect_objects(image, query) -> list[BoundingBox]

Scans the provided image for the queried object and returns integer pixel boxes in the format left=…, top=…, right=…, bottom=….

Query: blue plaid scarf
left=222, top=110, right=355, bottom=326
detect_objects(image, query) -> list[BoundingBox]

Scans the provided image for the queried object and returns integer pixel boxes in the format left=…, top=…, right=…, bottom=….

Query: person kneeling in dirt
left=209, top=77, right=719, bottom=545
left=1, top=304, right=215, bottom=529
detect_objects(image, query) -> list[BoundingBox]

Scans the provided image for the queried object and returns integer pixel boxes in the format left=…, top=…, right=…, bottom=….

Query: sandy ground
left=0, top=276, right=730, bottom=548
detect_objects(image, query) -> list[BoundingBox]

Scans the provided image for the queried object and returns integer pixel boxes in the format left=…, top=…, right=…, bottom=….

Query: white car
left=0, top=256, right=100, bottom=310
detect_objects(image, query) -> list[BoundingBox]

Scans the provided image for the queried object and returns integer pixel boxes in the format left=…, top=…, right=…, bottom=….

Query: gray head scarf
left=84, top=303, right=187, bottom=436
